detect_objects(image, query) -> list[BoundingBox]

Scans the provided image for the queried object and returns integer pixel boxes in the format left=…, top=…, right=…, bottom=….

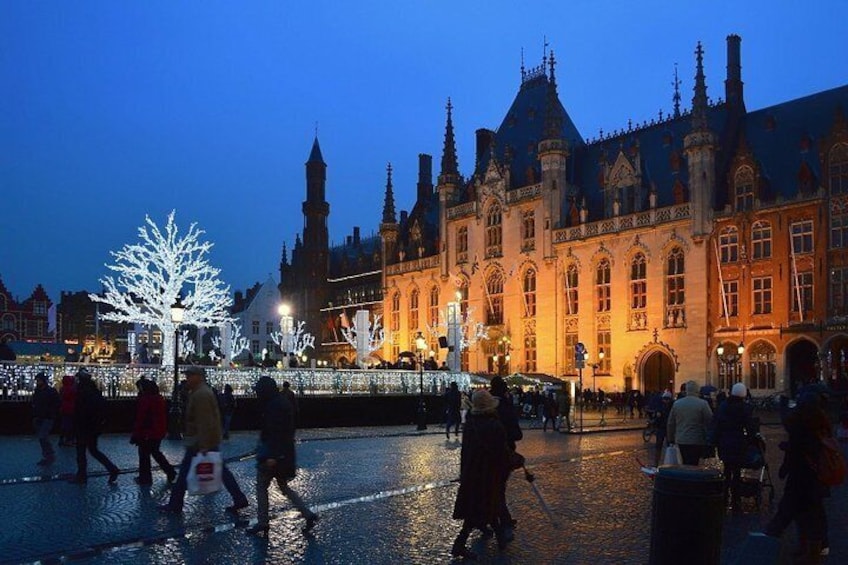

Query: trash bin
left=649, top=465, right=724, bottom=565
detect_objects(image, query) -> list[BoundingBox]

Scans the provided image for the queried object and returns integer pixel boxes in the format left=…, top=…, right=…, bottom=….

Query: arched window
left=719, top=226, right=739, bottom=263
left=457, top=278, right=469, bottom=318
left=486, top=271, right=504, bottom=325
left=523, top=268, right=536, bottom=317
left=485, top=203, right=503, bottom=258
left=751, top=221, right=772, bottom=260
left=830, top=143, right=848, bottom=195
left=524, top=320, right=537, bottom=372
left=564, top=264, right=578, bottom=316
left=596, top=259, right=611, bottom=312
left=748, top=341, right=776, bottom=390
left=666, top=247, right=685, bottom=328
left=390, top=292, right=400, bottom=332
left=734, top=166, right=755, bottom=211
left=408, top=289, right=419, bottom=331
left=429, top=287, right=439, bottom=328
left=629, top=253, right=647, bottom=330
left=456, top=226, right=468, bottom=263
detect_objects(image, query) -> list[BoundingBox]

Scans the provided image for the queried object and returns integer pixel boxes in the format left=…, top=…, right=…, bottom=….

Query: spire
left=520, top=47, right=525, bottom=82
left=439, top=98, right=459, bottom=183
left=308, top=136, right=324, bottom=164
left=543, top=50, right=563, bottom=140
left=672, top=63, right=681, bottom=118
left=382, top=162, right=397, bottom=223
left=281, top=242, right=288, bottom=265
left=691, top=42, right=709, bottom=130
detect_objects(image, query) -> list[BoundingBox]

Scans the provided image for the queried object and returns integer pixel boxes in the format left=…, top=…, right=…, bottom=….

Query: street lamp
left=415, top=330, right=427, bottom=430
left=167, top=296, right=185, bottom=440
left=716, top=342, right=745, bottom=388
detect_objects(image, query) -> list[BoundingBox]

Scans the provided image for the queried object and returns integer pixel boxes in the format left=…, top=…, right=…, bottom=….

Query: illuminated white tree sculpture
left=178, top=329, right=195, bottom=361
left=90, top=211, right=233, bottom=367
left=211, top=322, right=249, bottom=364
left=271, top=320, right=315, bottom=357
left=427, top=305, right=487, bottom=351
left=341, top=310, right=386, bottom=368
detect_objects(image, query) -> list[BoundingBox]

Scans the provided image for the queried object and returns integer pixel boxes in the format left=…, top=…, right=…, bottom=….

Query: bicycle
left=642, top=412, right=659, bottom=443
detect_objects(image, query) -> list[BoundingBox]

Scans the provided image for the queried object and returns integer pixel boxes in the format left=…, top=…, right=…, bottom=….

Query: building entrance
left=785, top=339, right=819, bottom=396
left=641, top=350, right=675, bottom=394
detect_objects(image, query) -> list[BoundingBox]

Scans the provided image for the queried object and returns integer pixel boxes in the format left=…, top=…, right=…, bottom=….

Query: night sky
left=2, top=1, right=847, bottom=303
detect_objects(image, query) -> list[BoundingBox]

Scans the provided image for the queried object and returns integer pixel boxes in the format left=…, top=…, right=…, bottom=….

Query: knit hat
left=731, top=382, right=747, bottom=398
left=471, top=389, right=499, bottom=414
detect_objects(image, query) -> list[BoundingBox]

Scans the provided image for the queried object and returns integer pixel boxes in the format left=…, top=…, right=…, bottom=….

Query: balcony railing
left=447, top=201, right=477, bottom=220
left=553, top=203, right=691, bottom=243
left=385, top=254, right=440, bottom=276
left=506, top=183, right=541, bottom=204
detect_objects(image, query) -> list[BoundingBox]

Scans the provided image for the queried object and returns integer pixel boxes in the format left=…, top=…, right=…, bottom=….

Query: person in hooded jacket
left=131, top=379, right=176, bottom=485
left=712, top=382, right=757, bottom=513
left=246, top=376, right=318, bottom=536
left=451, top=389, right=511, bottom=559
left=69, top=369, right=120, bottom=484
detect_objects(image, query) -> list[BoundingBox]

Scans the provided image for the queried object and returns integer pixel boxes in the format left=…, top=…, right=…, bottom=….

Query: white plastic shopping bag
left=663, top=444, right=682, bottom=466
left=187, top=451, right=223, bottom=495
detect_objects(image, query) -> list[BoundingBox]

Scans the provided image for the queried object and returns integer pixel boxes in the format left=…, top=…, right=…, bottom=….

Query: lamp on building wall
left=415, top=330, right=427, bottom=431
left=167, top=295, right=185, bottom=440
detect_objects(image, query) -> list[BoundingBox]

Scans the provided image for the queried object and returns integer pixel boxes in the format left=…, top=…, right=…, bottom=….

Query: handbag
left=663, top=443, right=682, bottom=466
left=187, top=451, right=223, bottom=495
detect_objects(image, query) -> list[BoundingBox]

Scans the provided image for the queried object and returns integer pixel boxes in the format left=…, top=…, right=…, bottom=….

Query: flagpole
left=790, top=232, right=804, bottom=322
left=713, top=239, right=730, bottom=326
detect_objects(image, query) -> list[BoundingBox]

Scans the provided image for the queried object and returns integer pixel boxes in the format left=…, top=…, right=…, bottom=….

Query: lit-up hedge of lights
left=0, top=363, right=474, bottom=400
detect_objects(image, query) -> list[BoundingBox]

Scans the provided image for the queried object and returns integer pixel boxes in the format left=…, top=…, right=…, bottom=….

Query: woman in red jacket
left=132, top=379, right=176, bottom=485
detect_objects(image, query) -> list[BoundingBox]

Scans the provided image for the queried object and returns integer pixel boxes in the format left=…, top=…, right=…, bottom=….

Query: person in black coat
left=451, top=389, right=510, bottom=559
left=68, top=369, right=120, bottom=484
left=246, top=376, right=318, bottom=536
left=711, top=382, right=757, bottom=512
left=444, top=382, right=462, bottom=438
left=32, top=372, right=60, bottom=465
left=489, top=376, right=522, bottom=533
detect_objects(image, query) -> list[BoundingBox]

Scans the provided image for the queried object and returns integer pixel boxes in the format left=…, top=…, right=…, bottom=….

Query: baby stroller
left=735, top=420, right=775, bottom=510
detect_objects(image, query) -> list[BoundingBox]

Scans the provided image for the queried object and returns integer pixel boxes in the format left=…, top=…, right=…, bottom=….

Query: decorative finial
left=691, top=42, right=709, bottom=130
left=543, top=35, right=549, bottom=63
left=672, top=63, right=681, bottom=118
left=315, top=121, right=319, bottom=138
left=521, top=47, right=525, bottom=81
left=548, top=49, right=556, bottom=85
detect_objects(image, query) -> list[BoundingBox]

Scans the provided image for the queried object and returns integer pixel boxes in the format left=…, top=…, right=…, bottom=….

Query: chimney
left=725, top=34, right=744, bottom=111
left=476, top=129, right=495, bottom=168
left=353, top=226, right=360, bottom=246
left=417, top=154, right=433, bottom=202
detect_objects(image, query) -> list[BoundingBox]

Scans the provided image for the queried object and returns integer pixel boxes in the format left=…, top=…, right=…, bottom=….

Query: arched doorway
left=641, top=350, right=675, bottom=394
left=785, top=339, right=818, bottom=396
left=822, top=334, right=848, bottom=392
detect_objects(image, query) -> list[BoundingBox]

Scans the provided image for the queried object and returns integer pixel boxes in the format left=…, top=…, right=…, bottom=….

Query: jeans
left=75, top=433, right=119, bottom=478
left=167, top=448, right=246, bottom=510
left=222, top=414, right=233, bottom=438
left=256, top=465, right=315, bottom=526
left=678, top=444, right=705, bottom=466
left=137, top=439, right=175, bottom=483
left=445, top=412, right=460, bottom=435
left=33, top=418, right=55, bottom=460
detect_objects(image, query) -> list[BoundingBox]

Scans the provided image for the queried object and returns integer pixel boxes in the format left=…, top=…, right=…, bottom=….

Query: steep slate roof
left=308, top=137, right=325, bottom=164
left=328, top=234, right=382, bottom=277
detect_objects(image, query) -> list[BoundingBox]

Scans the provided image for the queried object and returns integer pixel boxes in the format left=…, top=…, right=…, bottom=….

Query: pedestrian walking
left=711, top=382, right=757, bottom=513
left=219, top=384, right=236, bottom=439
left=58, top=374, right=76, bottom=446
left=32, top=372, right=60, bottom=466
left=445, top=382, right=462, bottom=438
left=131, top=379, right=176, bottom=485
left=489, top=376, right=522, bottom=535
left=542, top=391, right=558, bottom=432
left=281, top=381, right=298, bottom=428
left=245, top=376, right=318, bottom=536
left=68, top=369, right=120, bottom=484
left=666, top=380, right=713, bottom=465
left=451, top=389, right=511, bottom=559
left=158, top=366, right=249, bottom=515
left=557, top=388, right=571, bottom=431
left=652, top=391, right=673, bottom=467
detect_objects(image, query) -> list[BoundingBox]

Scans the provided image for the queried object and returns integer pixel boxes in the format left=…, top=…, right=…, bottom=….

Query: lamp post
left=167, top=296, right=185, bottom=440
left=415, top=330, right=427, bottom=430
left=716, top=342, right=745, bottom=388
left=278, top=303, right=293, bottom=367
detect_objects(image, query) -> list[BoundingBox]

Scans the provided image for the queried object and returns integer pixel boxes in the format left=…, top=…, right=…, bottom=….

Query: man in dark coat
left=712, top=382, right=757, bottom=512
left=32, top=372, right=60, bottom=465
left=489, top=375, right=522, bottom=533
left=69, top=369, right=120, bottom=484
left=451, top=389, right=510, bottom=559
left=444, top=382, right=462, bottom=438
left=246, top=376, right=318, bottom=536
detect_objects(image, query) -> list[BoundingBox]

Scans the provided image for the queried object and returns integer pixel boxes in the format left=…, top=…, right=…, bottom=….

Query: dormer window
left=734, top=166, right=754, bottom=212
left=485, top=203, right=503, bottom=258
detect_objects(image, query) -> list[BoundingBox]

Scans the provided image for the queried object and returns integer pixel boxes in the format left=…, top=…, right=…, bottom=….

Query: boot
left=451, top=527, right=476, bottom=560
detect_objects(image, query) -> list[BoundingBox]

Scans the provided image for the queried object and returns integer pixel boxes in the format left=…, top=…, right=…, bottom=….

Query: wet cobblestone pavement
left=0, top=420, right=845, bottom=564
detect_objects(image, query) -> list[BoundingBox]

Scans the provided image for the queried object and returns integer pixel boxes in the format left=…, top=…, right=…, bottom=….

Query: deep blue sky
left=2, top=1, right=847, bottom=303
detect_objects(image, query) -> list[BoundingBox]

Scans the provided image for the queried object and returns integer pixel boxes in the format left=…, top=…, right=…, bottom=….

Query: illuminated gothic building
left=0, top=276, right=52, bottom=343
left=284, top=35, right=848, bottom=393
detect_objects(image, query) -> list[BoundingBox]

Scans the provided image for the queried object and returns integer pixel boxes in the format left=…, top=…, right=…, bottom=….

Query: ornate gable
left=607, top=150, right=639, bottom=189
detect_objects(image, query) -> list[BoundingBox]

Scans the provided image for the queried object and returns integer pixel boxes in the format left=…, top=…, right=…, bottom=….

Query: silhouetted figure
left=131, top=379, right=175, bottom=485
left=32, top=372, right=59, bottom=466
left=69, top=369, right=120, bottom=484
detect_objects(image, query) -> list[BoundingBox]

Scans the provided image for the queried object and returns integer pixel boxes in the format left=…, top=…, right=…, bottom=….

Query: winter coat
left=494, top=392, right=523, bottom=449
left=74, top=380, right=107, bottom=436
left=712, top=396, right=756, bottom=465
left=255, top=388, right=297, bottom=479
left=453, top=412, right=509, bottom=527
left=667, top=395, right=713, bottom=446
left=780, top=397, right=832, bottom=500
left=32, top=385, right=60, bottom=420
left=184, top=383, right=222, bottom=451
left=60, top=376, right=76, bottom=416
left=132, top=391, right=168, bottom=441
left=445, top=387, right=462, bottom=418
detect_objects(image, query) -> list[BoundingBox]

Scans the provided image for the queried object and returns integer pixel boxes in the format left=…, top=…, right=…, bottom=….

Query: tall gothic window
left=719, top=227, right=739, bottom=263
left=830, top=143, right=848, bottom=195
left=408, top=289, right=419, bottom=331
left=564, top=332, right=578, bottom=375
left=791, top=220, right=814, bottom=254
left=751, top=221, right=772, bottom=259
left=748, top=341, right=776, bottom=390
left=458, top=278, right=469, bottom=318
left=597, top=330, right=611, bottom=373
left=596, top=259, right=611, bottom=312
left=722, top=280, right=739, bottom=317
left=523, top=268, right=537, bottom=317
left=831, top=199, right=848, bottom=249
left=485, top=203, right=503, bottom=258
left=486, top=271, right=504, bottom=325
left=456, top=226, right=469, bottom=263
left=830, top=267, right=848, bottom=317
left=791, top=271, right=814, bottom=313
left=752, top=276, right=773, bottom=315
left=734, top=166, right=754, bottom=212
left=429, top=287, right=439, bottom=351
left=524, top=321, right=537, bottom=372
left=521, top=210, right=535, bottom=251
left=629, top=253, right=647, bottom=330
left=390, top=292, right=400, bottom=332
left=666, top=247, right=685, bottom=327
left=565, top=264, right=578, bottom=316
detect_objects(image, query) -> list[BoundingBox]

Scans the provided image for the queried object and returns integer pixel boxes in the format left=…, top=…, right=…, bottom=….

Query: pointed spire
left=543, top=50, right=563, bottom=140
left=382, top=162, right=397, bottom=223
left=520, top=47, right=526, bottom=82
left=691, top=42, right=709, bottom=130
left=308, top=136, right=324, bottom=164
left=281, top=242, right=288, bottom=266
left=672, top=63, right=682, bottom=118
left=439, top=98, right=459, bottom=183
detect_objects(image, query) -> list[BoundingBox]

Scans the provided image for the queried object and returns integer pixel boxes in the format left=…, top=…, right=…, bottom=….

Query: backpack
left=812, top=436, right=847, bottom=487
